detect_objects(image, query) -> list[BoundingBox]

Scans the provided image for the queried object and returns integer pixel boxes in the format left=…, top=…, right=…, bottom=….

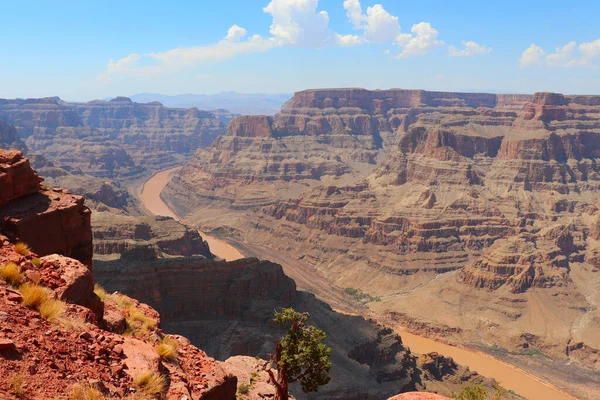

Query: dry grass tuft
left=133, top=370, right=166, bottom=398
left=14, top=242, right=31, bottom=256
left=10, top=373, right=26, bottom=398
left=126, top=306, right=157, bottom=335
left=94, top=284, right=108, bottom=301
left=39, top=298, right=65, bottom=321
left=0, top=262, right=23, bottom=286
left=156, top=336, right=179, bottom=361
left=20, top=282, right=50, bottom=309
left=31, top=258, right=41, bottom=268
left=68, top=383, right=107, bottom=400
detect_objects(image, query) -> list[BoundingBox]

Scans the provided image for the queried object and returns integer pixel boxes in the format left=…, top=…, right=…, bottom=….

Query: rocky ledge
left=0, top=150, right=93, bottom=267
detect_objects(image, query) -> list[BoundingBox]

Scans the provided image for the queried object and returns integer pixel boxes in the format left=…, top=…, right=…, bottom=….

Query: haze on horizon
left=1, top=0, right=599, bottom=101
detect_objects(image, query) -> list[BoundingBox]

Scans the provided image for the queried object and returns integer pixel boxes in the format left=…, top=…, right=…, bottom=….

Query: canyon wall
left=164, top=89, right=600, bottom=383
left=0, top=96, right=226, bottom=178
left=94, top=255, right=487, bottom=399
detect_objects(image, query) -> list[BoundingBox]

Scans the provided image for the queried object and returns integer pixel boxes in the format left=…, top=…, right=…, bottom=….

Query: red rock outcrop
left=0, top=150, right=41, bottom=206
left=0, top=237, right=237, bottom=399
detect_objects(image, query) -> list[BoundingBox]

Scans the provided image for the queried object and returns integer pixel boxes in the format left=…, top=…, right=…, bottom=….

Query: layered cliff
left=0, top=96, right=226, bottom=178
left=93, top=255, right=498, bottom=399
left=164, top=89, right=600, bottom=395
left=0, top=150, right=93, bottom=266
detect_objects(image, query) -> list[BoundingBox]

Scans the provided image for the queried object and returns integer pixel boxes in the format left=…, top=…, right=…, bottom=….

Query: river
left=140, top=167, right=244, bottom=261
left=139, top=167, right=577, bottom=400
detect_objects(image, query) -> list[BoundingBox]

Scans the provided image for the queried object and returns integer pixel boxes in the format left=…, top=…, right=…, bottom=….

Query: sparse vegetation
left=156, top=336, right=179, bottom=361
left=94, top=284, right=108, bottom=301
left=126, top=306, right=157, bottom=335
left=31, top=258, right=41, bottom=268
left=68, top=383, right=107, bottom=400
left=238, top=383, right=251, bottom=395
left=343, top=287, right=381, bottom=304
left=14, top=242, right=31, bottom=256
left=0, top=261, right=23, bottom=286
left=20, top=282, right=50, bottom=309
left=452, top=380, right=507, bottom=400
left=133, top=370, right=166, bottom=398
left=264, top=308, right=331, bottom=400
left=39, top=298, right=65, bottom=321
left=10, top=373, right=26, bottom=398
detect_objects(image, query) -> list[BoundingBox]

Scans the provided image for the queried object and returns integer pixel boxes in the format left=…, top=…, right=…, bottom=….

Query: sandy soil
left=138, top=167, right=577, bottom=400
left=140, top=167, right=244, bottom=261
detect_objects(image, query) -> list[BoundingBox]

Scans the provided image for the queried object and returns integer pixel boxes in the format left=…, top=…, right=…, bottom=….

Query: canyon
left=0, top=96, right=229, bottom=179
left=0, top=148, right=497, bottom=399
left=163, top=88, right=600, bottom=399
left=3, top=87, right=600, bottom=399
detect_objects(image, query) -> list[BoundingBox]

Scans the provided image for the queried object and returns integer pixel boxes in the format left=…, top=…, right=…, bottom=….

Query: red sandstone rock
left=0, top=150, right=41, bottom=207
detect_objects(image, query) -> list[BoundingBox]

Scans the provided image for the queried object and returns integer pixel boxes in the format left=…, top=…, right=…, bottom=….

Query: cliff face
left=164, top=89, right=600, bottom=380
left=0, top=96, right=226, bottom=178
left=0, top=121, right=25, bottom=150
left=92, top=213, right=212, bottom=258
left=0, top=150, right=93, bottom=266
left=0, top=159, right=237, bottom=399
left=93, top=255, right=487, bottom=400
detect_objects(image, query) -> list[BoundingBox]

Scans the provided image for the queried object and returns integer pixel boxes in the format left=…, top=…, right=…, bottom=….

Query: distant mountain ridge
left=129, top=92, right=291, bottom=115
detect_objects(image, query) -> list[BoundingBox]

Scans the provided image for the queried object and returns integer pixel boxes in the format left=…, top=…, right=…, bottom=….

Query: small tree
left=263, top=308, right=332, bottom=400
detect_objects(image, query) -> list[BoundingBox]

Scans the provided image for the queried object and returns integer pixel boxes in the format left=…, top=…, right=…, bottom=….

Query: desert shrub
left=156, top=336, right=179, bottom=361
left=39, top=298, right=65, bottom=321
left=14, top=242, right=31, bottom=256
left=10, top=373, right=26, bottom=398
left=31, top=258, right=41, bottom=268
left=133, top=370, right=166, bottom=398
left=0, top=262, right=23, bottom=286
left=68, top=383, right=107, bottom=400
left=20, top=282, right=50, bottom=309
left=238, top=383, right=251, bottom=395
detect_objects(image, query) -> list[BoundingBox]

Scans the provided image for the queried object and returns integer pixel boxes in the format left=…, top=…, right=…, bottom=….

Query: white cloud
left=97, top=29, right=277, bottom=81
left=580, top=39, right=600, bottom=66
left=449, top=41, right=492, bottom=56
left=520, top=40, right=599, bottom=68
left=343, top=0, right=364, bottom=29
left=335, top=33, right=363, bottom=46
left=519, top=44, right=545, bottom=68
left=263, top=0, right=333, bottom=47
left=97, top=54, right=142, bottom=82
left=545, top=41, right=578, bottom=67
left=343, top=0, right=400, bottom=43
left=225, top=25, right=248, bottom=42
left=394, top=22, right=444, bottom=58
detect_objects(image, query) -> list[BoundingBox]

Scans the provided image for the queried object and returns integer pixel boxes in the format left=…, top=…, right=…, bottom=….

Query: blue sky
left=1, top=0, right=598, bottom=100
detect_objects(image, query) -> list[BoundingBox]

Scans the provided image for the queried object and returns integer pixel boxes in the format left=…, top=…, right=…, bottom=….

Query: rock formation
left=164, top=89, right=600, bottom=398
left=0, top=140, right=501, bottom=400
left=93, top=255, right=506, bottom=399
left=92, top=212, right=212, bottom=259
left=0, top=150, right=93, bottom=266
left=0, top=96, right=226, bottom=178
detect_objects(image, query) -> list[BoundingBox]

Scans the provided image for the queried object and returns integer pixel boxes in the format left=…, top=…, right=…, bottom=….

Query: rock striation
left=93, top=255, right=504, bottom=399
left=92, top=212, right=212, bottom=259
left=164, top=89, right=600, bottom=387
left=0, top=150, right=93, bottom=266
left=0, top=96, right=226, bottom=178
